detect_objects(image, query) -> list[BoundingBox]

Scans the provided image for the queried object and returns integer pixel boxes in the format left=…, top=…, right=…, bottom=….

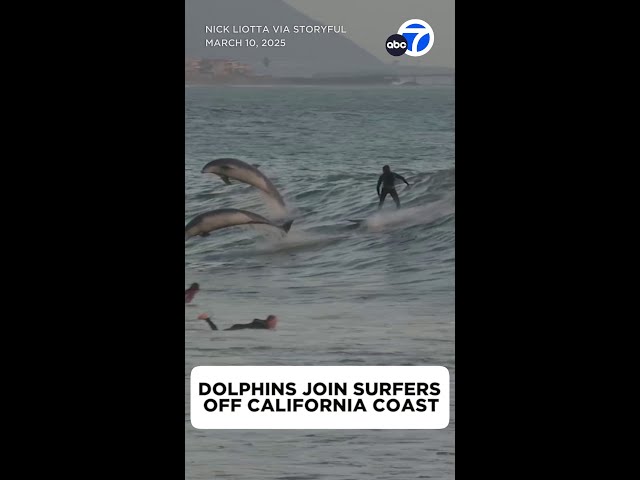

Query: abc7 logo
left=386, top=19, right=434, bottom=57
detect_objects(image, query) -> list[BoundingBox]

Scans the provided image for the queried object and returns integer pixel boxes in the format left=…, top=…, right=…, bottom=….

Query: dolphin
left=201, top=158, right=286, bottom=209
left=185, top=208, right=294, bottom=241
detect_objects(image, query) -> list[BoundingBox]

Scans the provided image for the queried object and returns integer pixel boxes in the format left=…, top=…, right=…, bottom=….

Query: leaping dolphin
left=201, top=158, right=286, bottom=209
left=185, top=208, right=294, bottom=241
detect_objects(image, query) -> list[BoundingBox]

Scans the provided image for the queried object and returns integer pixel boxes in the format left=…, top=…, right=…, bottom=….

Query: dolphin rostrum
left=185, top=208, right=294, bottom=241
left=201, top=158, right=286, bottom=209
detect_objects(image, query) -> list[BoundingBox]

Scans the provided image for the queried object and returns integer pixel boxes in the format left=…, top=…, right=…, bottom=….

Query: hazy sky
left=284, top=0, right=454, bottom=68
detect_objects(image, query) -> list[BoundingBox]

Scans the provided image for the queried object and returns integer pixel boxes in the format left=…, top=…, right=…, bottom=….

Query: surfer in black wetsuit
left=377, top=165, right=410, bottom=209
left=225, top=315, right=278, bottom=331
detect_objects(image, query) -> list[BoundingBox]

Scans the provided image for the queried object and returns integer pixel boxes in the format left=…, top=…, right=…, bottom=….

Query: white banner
left=190, top=366, right=450, bottom=429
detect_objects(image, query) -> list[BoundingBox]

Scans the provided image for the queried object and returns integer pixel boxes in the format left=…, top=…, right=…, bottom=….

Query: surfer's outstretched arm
left=204, top=318, right=218, bottom=330
left=394, top=173, right=410, bottom=186
left=376, top=175, right=383, bottom=197
left=198, top=313, right=218, bottom=330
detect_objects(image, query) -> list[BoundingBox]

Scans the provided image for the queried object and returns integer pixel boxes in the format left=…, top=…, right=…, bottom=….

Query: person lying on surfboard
left=377, top=165, right=410, bottom=209
left=197, top=313, right=278, bottom=331
left=224, top=315, right=278, bottom=331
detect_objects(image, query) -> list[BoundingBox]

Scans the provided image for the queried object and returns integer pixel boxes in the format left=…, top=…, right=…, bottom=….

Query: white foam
left=364, top=199, right=455, bottom=232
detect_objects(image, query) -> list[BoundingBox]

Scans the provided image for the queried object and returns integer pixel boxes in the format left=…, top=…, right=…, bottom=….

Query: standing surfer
left=377, top=165, right=410, bottom=209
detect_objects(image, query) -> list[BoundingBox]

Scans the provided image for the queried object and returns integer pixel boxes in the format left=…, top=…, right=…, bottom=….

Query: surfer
left=198, top=313, right=218, bottom=330
left=224, top=315, right=278, bottom=331
left=377, top=165, right=410, bottom=209
left=185, top=283, right=200, bottom=303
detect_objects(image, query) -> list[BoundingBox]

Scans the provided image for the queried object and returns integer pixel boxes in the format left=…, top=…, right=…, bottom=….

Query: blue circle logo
left=397, top=19, right=434, bottom=57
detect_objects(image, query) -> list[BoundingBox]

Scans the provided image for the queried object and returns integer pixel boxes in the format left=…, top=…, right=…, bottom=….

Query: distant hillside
left=185, top=0, right=386, bottom=76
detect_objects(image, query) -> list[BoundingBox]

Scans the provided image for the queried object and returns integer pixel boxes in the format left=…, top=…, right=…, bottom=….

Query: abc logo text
left=385, top=19, right=434, bottom=58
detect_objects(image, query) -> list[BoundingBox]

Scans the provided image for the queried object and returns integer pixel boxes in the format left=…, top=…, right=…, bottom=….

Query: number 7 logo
left=397, top=19, right=435, bottom=57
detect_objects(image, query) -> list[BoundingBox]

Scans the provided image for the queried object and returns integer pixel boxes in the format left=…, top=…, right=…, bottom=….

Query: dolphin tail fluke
left=281, top=219, right=294, bottom=234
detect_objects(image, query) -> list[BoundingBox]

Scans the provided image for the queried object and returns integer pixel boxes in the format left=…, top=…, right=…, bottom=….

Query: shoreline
left=185, top=74, right=454, bottom=87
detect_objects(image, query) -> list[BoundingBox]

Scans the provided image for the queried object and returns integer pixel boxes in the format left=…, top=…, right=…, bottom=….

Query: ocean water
left=185, top=83, right=455, bottom=479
